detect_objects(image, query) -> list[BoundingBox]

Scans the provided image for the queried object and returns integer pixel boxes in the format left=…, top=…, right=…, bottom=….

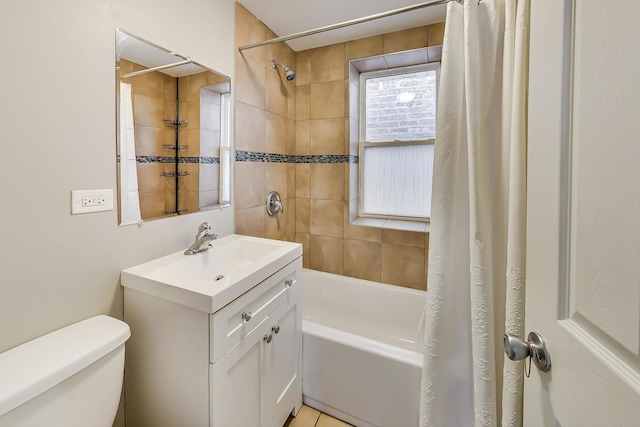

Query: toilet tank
left=0, top=315, right=131, bottom=427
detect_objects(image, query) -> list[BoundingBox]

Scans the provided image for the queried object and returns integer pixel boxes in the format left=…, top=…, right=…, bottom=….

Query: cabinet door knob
left=285, top=279, right=294, bottom=288
left=263, top=334, right=273, bottom=344
left=272, top=325, right=280, bottom=334
left=242, top=311, right=252, bottom=322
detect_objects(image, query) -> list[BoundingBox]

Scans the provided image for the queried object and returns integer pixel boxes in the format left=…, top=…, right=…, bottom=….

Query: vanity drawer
left=210, top=260, right=300, bottom=363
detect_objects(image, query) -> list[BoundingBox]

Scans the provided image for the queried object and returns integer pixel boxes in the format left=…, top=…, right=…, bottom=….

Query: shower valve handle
left=266, top=191, right=283, bottom=216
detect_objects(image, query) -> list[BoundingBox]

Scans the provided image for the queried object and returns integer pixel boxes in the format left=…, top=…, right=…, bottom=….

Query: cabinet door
left=261, top=292, right=302, bottom=427
left=211, top=318, right=270, bottom=427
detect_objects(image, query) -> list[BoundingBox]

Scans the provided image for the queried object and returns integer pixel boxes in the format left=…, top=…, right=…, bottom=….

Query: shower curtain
left=420, top=0, right=529, bottom=426
left=119, top=82, right=142, bottom=226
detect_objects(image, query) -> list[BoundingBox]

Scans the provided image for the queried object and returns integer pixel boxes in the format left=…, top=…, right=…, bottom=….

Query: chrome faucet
left=184, top=222, right=218, bottom=255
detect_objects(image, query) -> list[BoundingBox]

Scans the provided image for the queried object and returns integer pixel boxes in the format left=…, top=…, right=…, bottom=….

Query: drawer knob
left=272, top=325, right=280, bottom=334
left=242, top=311, right=252, bottom=322
left=285, top=279, right=294, bottom=288
left=263, top=334, right=273, bottom=344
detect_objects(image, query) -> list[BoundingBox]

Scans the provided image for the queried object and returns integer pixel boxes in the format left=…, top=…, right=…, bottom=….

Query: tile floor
left=284, top=405, right=352, bottom=427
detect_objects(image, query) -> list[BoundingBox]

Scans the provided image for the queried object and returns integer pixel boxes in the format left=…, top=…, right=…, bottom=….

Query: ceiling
left=237, top=0, right=448, bottom=51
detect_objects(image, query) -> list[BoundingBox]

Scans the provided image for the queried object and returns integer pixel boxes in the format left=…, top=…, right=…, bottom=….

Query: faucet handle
left=197, top=222, right=211, bottom=236
left=266, top=191, right=284, bottom=216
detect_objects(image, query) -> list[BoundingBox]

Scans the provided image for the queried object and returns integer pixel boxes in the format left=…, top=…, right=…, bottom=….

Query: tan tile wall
left=234, top=4, right=297, bottom=242
left=233, top=4, right=444, bottom=290
left=121, top=59, right=176, bottom=220
left=177, top=74, right=201, bottom=215
left=293, top=23, right=445, bottom=291
left=177, top=71, right=225, bottom=214
left=199, top=76, right=225, bottom=208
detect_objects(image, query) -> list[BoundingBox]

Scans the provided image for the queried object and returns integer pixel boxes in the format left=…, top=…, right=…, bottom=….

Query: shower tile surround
left=235, top=3, right=297, bottom=244
left=235, top=4, right=444, bottom=291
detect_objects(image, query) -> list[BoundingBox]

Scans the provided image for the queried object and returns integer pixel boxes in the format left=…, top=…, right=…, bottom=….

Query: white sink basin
left=121, top=234, right=302, bottom=313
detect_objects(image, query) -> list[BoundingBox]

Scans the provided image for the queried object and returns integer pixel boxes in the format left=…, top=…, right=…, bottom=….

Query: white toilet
left=0, top=315, right=130, bottom=427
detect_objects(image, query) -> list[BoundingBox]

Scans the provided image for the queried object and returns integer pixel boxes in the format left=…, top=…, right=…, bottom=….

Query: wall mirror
left=116, top=29, right=231, bottom=226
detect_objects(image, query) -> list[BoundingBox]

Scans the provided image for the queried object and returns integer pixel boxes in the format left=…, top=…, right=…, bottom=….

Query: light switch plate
left=71, top=189, right=114, bottom=214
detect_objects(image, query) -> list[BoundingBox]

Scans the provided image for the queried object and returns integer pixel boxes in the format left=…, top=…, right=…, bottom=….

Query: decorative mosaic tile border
left=115, top=156, right=220, bottom=164
left=235, top=151, right=290, bottom=163
left=136, top=156, right=175, bottom=163
left=174, top=156, right=220, bottom=164
left=116, top=153, right=350, bottom=165
left=235, top=151, right=357, bottom=164
left=294, top=154, right=350, bottom=164
left=200, top=156, right=220, bottom=164
left=177, top=157, right=199, bottom=164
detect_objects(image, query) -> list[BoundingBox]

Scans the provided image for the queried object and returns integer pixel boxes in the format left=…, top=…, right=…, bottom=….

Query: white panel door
left=525, top=0, right=640, bottom=425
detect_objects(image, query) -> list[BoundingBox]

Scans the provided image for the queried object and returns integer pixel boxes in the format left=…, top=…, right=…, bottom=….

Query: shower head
left=271, top=59, right=296, bottom=81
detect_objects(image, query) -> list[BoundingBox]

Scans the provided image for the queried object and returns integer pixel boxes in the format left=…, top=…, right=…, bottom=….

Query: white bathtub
left=301, top=269, right=427, bottom=427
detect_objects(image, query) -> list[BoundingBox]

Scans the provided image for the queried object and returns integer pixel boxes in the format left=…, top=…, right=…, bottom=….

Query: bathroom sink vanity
left=121, top=234, right=303, bottom=427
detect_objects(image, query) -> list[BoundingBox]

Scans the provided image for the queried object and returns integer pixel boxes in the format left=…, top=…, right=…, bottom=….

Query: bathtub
left=301, top=269, right=427, bottom=427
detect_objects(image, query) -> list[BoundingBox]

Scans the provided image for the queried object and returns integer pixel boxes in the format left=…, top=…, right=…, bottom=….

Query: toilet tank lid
left=0, top=315, right=131, bottom=417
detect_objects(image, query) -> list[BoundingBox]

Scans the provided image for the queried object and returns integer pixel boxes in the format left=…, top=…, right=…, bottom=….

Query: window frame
left=358, top=62, right=440, bottom=223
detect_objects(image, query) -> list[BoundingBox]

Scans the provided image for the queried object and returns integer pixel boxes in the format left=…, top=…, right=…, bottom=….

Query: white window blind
left=361, top=144, right=434, bottom=218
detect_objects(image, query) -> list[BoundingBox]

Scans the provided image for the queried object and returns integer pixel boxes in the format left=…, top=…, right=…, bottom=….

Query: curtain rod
left=238, top=0, right=456, bottom=51
left=120, top=58, right=193, bottom=79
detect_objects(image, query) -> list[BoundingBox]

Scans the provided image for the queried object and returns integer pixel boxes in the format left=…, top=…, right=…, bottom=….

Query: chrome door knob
left=503, top=331, right=551, bottom=372
left=272, top=325, right=280, bottom=334
left=263, top=334, right=273, bottom=344
left=242, top=311, right=252, bottom=322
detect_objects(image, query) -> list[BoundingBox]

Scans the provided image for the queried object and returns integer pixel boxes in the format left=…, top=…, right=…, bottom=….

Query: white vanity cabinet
left=211, top=290, right=301, bottom=427
left=121, top=235, right=302, bottom=427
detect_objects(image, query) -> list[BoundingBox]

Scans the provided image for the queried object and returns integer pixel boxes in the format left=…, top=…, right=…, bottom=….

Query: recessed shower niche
left=116, top=29, right=232, bottom=225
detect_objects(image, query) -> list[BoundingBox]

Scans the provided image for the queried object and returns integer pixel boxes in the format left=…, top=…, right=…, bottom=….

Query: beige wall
left=2, top=3, right=235, bottom=424
left=234, top=5, right=444, bottom=291
left=0, top=0, right=235, bottom=350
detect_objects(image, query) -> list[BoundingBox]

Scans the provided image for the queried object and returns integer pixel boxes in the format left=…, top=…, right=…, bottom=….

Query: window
left=358, top=63, right=438, bottom=222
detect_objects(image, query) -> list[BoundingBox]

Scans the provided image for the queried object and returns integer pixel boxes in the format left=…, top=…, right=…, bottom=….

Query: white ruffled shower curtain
left=119, top=82, right=142, bottom=226
left=420, top=0, right=529, bottom=426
